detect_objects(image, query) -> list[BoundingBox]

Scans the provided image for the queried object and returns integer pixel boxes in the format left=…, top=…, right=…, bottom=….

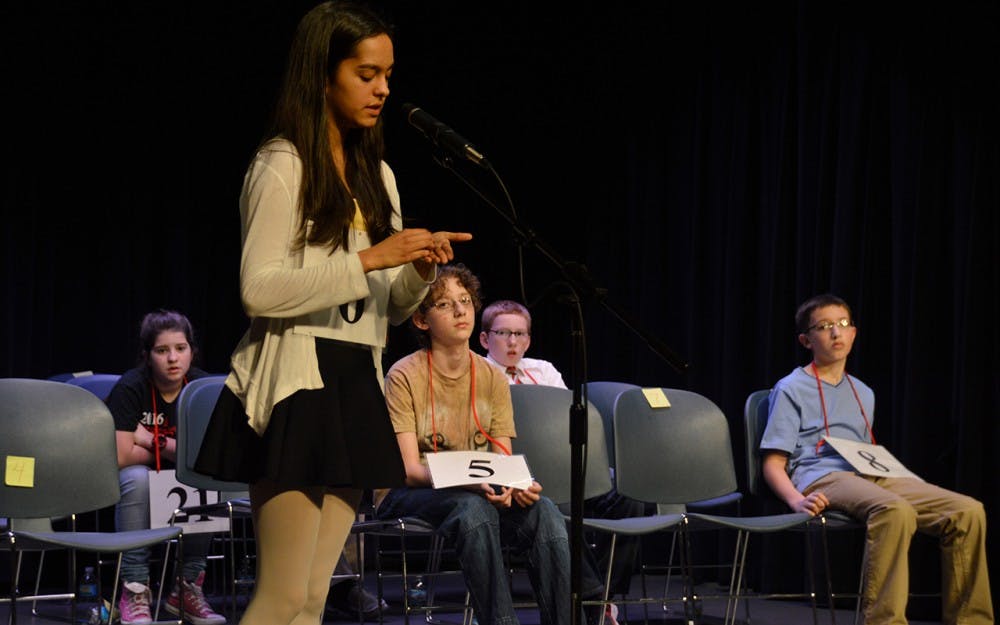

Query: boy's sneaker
left=164, top=571, right=227, bottom=625
left=118, top=580, right=152, bottom=625
left=605, top=603, right=620, bottom=625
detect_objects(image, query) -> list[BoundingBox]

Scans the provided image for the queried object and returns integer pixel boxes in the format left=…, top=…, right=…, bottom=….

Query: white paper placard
left=425, top=451, right=534, bottom=490
left=823, top=436, right=924, bottom=481
left=148, top=469, right=232, bottom=534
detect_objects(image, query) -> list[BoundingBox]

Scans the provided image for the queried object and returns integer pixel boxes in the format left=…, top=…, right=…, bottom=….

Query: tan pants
left=805, top=472, right=993, bottom=625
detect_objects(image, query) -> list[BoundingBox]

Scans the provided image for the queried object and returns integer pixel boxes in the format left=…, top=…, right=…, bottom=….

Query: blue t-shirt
left=759, top=366, right=876, bottom=491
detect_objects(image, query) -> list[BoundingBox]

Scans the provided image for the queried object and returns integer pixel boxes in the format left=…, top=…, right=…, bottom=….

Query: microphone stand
left=426, top=150, right=689, bottom=625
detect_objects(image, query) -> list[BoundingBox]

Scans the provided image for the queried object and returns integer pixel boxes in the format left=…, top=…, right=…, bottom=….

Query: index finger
left=434, top=231, right=473, bottom=243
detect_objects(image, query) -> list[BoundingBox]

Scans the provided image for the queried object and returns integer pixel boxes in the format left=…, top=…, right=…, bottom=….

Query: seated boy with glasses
left=479, top=299, right=567, bottom=387
left=760, top=293, right=992, bottom=625
left=375, top=263, right=613, bottom=625
left=479, top=299, right=644, bottom=606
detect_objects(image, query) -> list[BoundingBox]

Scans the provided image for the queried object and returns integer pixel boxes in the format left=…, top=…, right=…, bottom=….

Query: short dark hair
left=795, top=293, right=853, bottom=333
left=138, top=309, right=197, bottom=367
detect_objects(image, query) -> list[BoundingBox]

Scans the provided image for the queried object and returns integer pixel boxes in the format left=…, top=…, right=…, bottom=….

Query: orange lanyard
left=427, top=350, right=510, bottom=456
left=811, top=362, right=874, bottom=454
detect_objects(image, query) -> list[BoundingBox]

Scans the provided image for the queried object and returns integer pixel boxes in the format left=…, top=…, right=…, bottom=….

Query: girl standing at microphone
left=194, top=2, right=471, bottom=624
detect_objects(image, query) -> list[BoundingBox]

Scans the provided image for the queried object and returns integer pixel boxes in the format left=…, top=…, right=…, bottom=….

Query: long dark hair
left=265, top=1, right=396, bottom=252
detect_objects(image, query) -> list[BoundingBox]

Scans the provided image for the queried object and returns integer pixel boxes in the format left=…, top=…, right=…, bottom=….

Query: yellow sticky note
left=641, top=388, right=671, bottom=408
left=5, top=455, right=35, bottom=488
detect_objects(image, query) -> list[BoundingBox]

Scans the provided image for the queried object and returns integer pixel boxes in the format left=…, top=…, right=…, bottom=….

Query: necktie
left=506, top=366, right=521, bottom=384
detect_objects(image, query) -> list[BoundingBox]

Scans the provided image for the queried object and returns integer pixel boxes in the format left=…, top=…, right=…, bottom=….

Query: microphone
left=401, top=103, right=489, bottom=169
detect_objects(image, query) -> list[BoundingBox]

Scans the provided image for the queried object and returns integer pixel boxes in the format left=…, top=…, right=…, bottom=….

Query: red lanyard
left=150, top=377, right=186, bottom=471
left=150, top=386, right=162, bottom=472
left=811, top=362, right=875, bottom=453
left=427, top=350, right=511, bottom=456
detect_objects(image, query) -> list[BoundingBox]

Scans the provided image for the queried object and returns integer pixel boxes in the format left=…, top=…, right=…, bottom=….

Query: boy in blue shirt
left=760, top=293, right=992, bottom=625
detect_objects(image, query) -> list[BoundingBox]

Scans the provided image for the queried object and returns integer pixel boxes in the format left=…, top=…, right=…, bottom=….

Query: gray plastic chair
left=0, top=378, right=184, bottom=625
left=583, top=381, right=641, bottom=468
left=588, top=380, right=743, bottom=613
left=2, top=376, right=108, bottom=618
left=171, top=375, right=251, bottom=620
left=611, top=387, right=817, bottom=625
left=63, top=373, right=122, bottom=402
left=509, top=384, right=690, bottom=624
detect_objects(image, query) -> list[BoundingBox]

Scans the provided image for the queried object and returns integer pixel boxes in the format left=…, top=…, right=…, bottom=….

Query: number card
left=823, top=436, right=924, bottom=481
left=425, top=451, right=534, bottom=490
left=148, top=469, right=232, bottom=534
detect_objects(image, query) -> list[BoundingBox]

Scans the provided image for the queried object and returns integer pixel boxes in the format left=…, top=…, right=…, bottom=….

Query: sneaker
left=326, top=581, right=388, bottom=621
left=164, top=571, right=227, bottom=625
left=605, top=603, right=620, bottom=625
left=118, top=580, right=152, bottom=625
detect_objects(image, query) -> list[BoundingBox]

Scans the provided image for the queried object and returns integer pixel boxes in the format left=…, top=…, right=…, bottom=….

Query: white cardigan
left=226, top=139, right=431, bottom=435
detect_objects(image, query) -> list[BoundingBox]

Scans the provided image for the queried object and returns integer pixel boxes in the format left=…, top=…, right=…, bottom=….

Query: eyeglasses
left=488, top=329, right=530, bottom=339
left=806, top=318, right=853, bottom=333
left=428, top=295, right=473, bottom=313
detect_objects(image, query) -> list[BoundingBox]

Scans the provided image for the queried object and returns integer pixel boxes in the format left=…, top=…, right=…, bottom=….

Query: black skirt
left=194, top=338, right=406, bottom=489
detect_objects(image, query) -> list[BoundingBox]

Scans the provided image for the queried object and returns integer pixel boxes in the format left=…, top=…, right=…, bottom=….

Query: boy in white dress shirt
left=479, top=300, right=567, bottom=388
left=479, top=299, right=645, bottom=601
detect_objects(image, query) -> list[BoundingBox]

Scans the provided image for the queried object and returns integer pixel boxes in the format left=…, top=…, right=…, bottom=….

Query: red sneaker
left=164, top=571, right=226, bottom=625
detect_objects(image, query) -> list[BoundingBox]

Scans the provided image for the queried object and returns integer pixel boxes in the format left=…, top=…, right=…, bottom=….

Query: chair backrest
left=583, top=380, right=640, bottom=468
left=509, top=384, right=613, bottom=506
left=0, top=378, right=121, bottom=520
left=613, top=387, right=738, bottom=506
left=743, top=389, right=772, bottom=498
left=175, top=375, right=247, bottom=492
left=63, top=373, right=122, bottom=402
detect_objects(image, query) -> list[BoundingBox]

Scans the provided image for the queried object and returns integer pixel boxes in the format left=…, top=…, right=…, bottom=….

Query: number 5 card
left=823, top=436, right=924, bottom=481
left=425, top=451, right=534, bottom=490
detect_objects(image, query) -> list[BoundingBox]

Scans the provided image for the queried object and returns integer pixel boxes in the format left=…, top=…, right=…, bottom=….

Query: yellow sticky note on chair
left=5, top=455, right=36, bottom=487
left=641, top=388, right=671, bottom=408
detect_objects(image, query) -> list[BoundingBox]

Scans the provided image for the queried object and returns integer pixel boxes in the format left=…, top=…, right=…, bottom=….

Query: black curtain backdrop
left=3, top=1, right=997, bottom=613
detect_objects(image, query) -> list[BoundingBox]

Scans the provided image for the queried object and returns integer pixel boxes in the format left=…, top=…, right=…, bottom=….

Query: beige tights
left=239, top=481, right=361, bottom=625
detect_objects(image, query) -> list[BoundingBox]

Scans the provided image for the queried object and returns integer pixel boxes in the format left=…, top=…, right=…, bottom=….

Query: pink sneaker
left=164, top=571, right=226, bottom=625
left=118, top=580, right=152, bottom=625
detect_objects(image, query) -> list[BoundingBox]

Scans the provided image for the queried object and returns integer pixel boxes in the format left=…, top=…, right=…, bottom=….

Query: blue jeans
left=115, top=465, right=212, bottom=584
left=377, top=487, right=605, bottom=625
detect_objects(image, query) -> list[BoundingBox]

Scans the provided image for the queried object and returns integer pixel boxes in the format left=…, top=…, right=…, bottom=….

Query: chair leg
left=816, top=519, right=838, bottom=625
left=8, top=546, right=18, bottom=625
left=722, top=530, right=746, bottom=625
left=679, top=520, right=700, bottom=625
left=155, top=540, right=171, bottom=620
left=852, top=544, right=867, bottom=625
left=803, top=522, right=822, bottom=625
left=660, top=532, right=678, bottom=613
left=596, top=534, right=618, bottom=625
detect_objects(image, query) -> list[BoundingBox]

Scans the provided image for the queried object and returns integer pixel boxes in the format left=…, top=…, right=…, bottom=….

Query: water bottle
left=78, top=566, right=98, bottom=623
